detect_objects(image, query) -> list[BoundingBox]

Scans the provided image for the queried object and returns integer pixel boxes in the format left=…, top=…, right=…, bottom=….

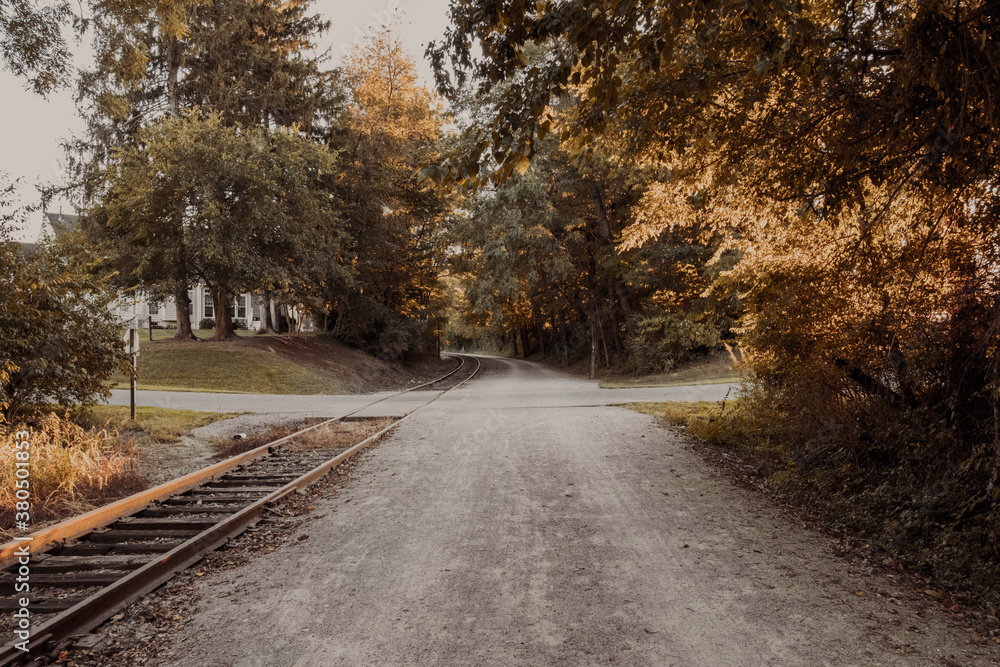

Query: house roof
left=40, top=212, right=81, bottom=241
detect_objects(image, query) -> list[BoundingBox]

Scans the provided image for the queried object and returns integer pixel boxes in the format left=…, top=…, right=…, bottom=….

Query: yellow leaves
left=513, top=155, right=531, bottom=176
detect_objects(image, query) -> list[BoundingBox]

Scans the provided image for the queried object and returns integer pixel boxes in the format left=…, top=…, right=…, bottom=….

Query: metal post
left=130, top=328, right=137, bottom=421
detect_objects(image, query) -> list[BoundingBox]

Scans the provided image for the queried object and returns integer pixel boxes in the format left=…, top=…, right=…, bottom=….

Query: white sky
left=0, top=0, right=454, bottom=241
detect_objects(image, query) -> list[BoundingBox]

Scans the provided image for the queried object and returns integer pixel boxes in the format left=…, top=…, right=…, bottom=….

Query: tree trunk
left=598, top=316, right=610, bottom=367
left=259, top=294, right=280, bottom=334
left=333, top=307, right=347, bottom=337
left=167, top=37, right=181, bottom=117
left=535, top=311, right=546, bottom=360
left=591, top=183, right=614, bottom=243
left=559, top=310, right=570, bottom=365
left=173, top=288, right=198, bottom=340
left=213, top=289, right=236, bottom=340
left=590, top=318, right=597, bottom=380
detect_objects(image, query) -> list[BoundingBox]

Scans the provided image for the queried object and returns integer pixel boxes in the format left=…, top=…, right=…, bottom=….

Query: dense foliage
left=319, top=27, right=452, bottom=358
left=0, top=237, right=126, bottom=423
left=87, top=113, right=347, bottom=341
left=0, top=0, right=71, bottom=94
left=67, top=4, right=449, bottom=357
left=433, top=0, right=1000, bottom=598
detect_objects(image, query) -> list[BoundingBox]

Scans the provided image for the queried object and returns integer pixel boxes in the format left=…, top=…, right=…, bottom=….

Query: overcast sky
left=0, top=0, right=454, bottom=241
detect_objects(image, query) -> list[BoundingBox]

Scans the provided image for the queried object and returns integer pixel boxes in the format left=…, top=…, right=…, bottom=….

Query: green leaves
left=89, top=112, right=346, bottom=337
left=0, top=240, right=126, bottom=422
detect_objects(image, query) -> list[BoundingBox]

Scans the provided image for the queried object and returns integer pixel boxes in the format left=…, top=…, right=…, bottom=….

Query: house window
left=188, top=290, right=194, bottom=316
left=235, top=296, right=247, bottom=320
left=149, top=301, right=159, bottom=315
left=204, top=289, right=213, bottom=318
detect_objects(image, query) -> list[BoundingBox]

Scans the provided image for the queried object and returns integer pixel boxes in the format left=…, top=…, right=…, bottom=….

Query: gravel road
left=157, top=357, right=998, bottom=666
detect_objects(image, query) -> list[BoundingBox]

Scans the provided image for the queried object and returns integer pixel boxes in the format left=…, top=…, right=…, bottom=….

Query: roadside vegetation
left=597, top=351, right=741, bottom=389
left=0, top=413, right=146, bottom=533
left=37, top=405, right=238, bottom=442
left=0, top=407, right=236, bottom=534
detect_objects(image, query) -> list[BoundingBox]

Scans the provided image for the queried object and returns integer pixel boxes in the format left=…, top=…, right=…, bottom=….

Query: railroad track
left=0, top=354, right=480, bottom=665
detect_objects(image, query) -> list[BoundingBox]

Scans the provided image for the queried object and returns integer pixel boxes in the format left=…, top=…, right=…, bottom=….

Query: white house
left=34, top=211, right=311, bottom=332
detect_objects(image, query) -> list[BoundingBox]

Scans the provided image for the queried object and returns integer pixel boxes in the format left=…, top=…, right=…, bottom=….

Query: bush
left=199, top=318, right=215, bottom=330
left=232, top=318, right=246, bottom=330
left=626, top=312, right=720, bottom=373
left=0, top=414, right=147, bottom=531
left=1, top=241, right=127, bottom=423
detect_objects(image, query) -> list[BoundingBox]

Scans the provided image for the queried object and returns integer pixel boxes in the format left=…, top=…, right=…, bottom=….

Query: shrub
left=199, top=318, right=215, bottom=330
left=1, top=241, right=127, bottom=422
left=232, top=318, right=247, bottom=330
left=626, top=312, right=720, bottom=373
left=0, top=414, right=147, bottom=531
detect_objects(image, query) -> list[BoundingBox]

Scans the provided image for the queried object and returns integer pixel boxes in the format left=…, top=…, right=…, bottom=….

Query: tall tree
left=72, top=0, right=337, bottom=339
left=324, top=23, right=451, bottom=359
left=88, top=113, right=347, bottom=341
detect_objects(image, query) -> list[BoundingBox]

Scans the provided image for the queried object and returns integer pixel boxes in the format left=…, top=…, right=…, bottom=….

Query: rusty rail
left=0, top=354, right=481, bottom=666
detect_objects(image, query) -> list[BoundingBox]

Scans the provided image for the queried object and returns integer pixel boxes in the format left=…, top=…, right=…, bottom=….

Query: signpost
left=125, top=327, right=140, bottom=420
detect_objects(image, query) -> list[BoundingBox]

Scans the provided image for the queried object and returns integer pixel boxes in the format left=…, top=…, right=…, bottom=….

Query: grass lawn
left=109, top=333, right=451, bottom=395
left=114, top=340, right=343, bottom=394
left=600, top=352, right=742, bottom=388
left=37, top=404, right=237, bottom=442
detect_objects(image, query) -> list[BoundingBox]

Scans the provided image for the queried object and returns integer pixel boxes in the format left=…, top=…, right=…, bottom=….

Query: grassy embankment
left=114, top=332, right=450, bottom=394
left=599, top=352, right=741, bottom=388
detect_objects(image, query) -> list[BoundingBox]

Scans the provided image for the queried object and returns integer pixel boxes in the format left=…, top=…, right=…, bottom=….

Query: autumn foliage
left=434, top=0, right=1000, bottom=600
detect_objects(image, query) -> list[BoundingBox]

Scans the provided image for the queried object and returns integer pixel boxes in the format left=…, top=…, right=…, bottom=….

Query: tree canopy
left=429, top=0, right=999, bottom=220
left=0, top=0, right=72, bottom=94
left=88, top=112, right=347, bottom=340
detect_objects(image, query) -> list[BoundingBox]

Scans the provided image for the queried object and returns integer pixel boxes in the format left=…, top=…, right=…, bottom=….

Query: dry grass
left=212, top=418, right=397, bottom=459
left=37, top=405, right=238, bottom=443
left=0, top=414, right=147, bottom=534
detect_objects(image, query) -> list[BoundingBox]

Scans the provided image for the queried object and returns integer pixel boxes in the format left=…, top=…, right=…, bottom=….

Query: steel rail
left=0, top=355, right=465, bottom=567
left=0, top=354, right=480, bottom=666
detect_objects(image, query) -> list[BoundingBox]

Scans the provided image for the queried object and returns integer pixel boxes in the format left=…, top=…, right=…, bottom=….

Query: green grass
left=600, top=353, right=742, bottom=388
left=114, top=341, right=345, bottom=394
left=36, top=404, right=238, bottom=442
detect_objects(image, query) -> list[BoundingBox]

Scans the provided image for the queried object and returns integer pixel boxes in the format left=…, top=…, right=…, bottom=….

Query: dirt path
left=151, top=358, right=997, bottom=665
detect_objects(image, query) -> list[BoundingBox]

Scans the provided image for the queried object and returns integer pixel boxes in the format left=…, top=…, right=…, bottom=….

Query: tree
left=71, top=0, right=340, bottom=339
left=323, top=22, right=452, bottom=359
left=181, top=0, right=332, bottom=130
left=1, top=0, right=71, bottom=94
left=0, top=237, right=126, bottom=423
left=88, top=112, right=347, bottom=341
left=429, top=0, right=1000, bottom=214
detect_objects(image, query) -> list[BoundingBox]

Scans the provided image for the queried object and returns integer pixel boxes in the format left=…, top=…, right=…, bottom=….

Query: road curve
left=155, top=357, right=995, bottom=666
